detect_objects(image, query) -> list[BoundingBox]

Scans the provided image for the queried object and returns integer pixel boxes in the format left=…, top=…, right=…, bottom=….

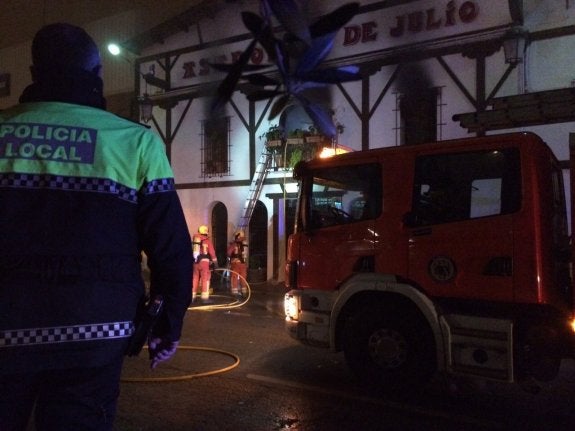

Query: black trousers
left=0, top=357, right=124, bottom=431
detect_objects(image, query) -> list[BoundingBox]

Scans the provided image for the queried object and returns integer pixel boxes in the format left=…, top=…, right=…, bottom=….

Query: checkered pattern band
left=0, top=321, right=134, bottom=347
left=145, top=178, right=175, bottom=194
left=0, top=173, right=175, bottom=202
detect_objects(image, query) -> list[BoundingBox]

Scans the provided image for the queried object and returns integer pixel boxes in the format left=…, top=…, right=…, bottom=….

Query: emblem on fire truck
left=428, top=256, right=456, bottom=282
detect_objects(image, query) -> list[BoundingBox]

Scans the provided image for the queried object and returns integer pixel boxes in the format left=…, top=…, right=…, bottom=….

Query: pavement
left=189, top=274, right=287, bottom=317
left=248, top=278, right=287, bottom=316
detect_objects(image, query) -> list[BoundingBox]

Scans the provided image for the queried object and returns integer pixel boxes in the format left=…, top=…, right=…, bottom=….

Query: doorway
left=248, top=200, right=268, bottom=282
left=211, top=202, right=228, bottom=267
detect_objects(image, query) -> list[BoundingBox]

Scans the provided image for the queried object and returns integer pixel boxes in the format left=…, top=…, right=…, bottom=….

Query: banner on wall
left=328, top=0, right=513, bottom=59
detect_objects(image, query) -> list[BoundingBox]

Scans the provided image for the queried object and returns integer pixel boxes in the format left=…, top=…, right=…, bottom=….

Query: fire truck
left=284, top=132, right=575, bottom=393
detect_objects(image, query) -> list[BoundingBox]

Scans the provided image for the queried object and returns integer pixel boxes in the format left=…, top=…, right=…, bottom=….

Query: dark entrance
left=211, top=202, right=228, bottom=267
left=248, top=200, right=268, bottom=282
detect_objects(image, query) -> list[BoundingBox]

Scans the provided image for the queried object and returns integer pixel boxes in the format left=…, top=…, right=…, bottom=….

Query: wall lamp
left=108, top=42, right=157, bottom=123
left=138, top=94, right=154, bottom=123
left=503, top=27, right=528, bottom=65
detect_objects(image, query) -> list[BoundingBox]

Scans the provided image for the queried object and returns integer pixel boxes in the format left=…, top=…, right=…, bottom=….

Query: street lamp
left=107, top=43, right=122, bottom=57
left=503, top=27, right=528, bottom=65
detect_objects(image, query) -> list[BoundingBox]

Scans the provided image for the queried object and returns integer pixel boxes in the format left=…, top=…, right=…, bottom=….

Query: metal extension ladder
left=238, top=148, right=272, bottom=230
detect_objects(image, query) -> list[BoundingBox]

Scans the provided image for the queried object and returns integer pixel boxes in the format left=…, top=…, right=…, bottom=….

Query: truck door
left=406, top=149, right=521, bottom=302
left=296, top=163, right=382, bottom=291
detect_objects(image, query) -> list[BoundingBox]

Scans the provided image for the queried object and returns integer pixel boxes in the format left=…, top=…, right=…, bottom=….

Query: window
left=396, top=87, right=440, bottom=146
left=201, top=117, right=230, bottom=178
left=305, top=163, right=382, bottom=229
left=411, top=149, right=521, bottom=226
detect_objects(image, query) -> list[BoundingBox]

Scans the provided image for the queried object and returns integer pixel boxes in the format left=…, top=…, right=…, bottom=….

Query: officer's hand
left=148, top=337, right=179, bottom=369
left=210, top=261, right=217, bottom=270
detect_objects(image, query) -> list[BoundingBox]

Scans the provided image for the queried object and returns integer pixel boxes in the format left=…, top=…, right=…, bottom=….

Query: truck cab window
left=307, top=163, right=382, bottom=229
left=412, top=149, right=520, bottom=226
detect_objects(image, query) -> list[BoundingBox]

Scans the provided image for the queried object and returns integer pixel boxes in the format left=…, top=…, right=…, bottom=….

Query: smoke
left=395, top=62, right=434, bottom=112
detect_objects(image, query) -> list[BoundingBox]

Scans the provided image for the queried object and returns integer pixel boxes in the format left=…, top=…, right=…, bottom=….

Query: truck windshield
left=303, top=163, right=382, bottom=230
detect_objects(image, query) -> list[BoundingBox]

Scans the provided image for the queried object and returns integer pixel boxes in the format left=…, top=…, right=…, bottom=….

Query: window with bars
left=201, top=117, right=231, bottom=178
left=394, top=86, right=444, bottom=146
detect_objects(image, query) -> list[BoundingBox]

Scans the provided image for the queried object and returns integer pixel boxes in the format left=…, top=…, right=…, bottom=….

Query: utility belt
left=196, top=254, right=210, bottom=263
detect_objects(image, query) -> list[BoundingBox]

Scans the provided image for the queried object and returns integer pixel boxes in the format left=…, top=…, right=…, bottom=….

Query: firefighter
left=227, top=230, right=248, bottom=296
left=0, top=23, right=191, bottom=430
left=192, top=225, right=218, bottom=302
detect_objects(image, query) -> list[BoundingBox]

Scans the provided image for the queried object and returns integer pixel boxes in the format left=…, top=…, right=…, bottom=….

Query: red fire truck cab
left=284, top=132, right=575, bottom=392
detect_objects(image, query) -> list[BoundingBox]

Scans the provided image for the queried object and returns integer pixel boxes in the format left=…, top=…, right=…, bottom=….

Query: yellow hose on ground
left=189, top=268, right=251, bottom=310
left=122, top=268, right=250, bottom=383
left=121, top=345, right=240, bottom=383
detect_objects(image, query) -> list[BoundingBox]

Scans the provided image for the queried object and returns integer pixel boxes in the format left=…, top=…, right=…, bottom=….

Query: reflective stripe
left=0, top=321, right=134, bottom=347
left=0, top=173, right=176, bottom=203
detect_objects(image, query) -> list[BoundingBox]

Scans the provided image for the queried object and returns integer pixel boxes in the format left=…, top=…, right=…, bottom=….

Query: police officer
left=192, top=225, right=218, bottom=302
left=227, top=230, right=248, bottom=296
left=0, top=23, right=191, bottom=431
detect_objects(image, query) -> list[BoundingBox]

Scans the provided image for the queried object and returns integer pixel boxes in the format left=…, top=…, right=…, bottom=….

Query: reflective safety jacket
left=0, top=102, right=192, bottom=373
left=192, top=234, right=216, bottom=263
left=227, top=240, right=247, bottom=263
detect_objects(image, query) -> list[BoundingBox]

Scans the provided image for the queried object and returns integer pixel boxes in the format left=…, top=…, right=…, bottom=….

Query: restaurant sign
left=153, top=0, right=511, bottom=87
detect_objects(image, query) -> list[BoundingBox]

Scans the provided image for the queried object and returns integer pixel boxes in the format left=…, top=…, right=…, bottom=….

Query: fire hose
left=121, top=268, right=250, bottom=383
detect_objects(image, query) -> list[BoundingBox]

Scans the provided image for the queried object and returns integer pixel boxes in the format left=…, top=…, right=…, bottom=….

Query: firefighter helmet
left=198, top=225, right=209, bottom=235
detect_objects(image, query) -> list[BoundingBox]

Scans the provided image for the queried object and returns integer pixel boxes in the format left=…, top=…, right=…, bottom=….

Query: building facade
left=2, top=0, right=575, bottom=283
left=129, top=0, right=575, bottom=283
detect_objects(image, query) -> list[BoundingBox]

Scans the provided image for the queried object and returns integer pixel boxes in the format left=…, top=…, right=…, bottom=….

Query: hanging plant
left=260, top=124, right=284, bottom=141
left=260, top=124, right=285, bottom=154
left=288, top=146, right=304, bottom=168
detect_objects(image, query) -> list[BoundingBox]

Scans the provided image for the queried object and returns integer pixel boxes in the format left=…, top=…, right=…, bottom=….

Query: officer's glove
left=210, top=260, right=217, bottom=270
left=148, top=337, right=179, bottom=370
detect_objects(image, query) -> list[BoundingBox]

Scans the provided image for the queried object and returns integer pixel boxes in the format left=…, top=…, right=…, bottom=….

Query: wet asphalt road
left=109, top=279, right=575, bottom=431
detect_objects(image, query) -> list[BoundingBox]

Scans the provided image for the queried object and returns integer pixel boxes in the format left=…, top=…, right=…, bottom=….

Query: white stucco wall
left=3, top=0, right=575, bottom=279
left=134, top=0, right=575, bottom=279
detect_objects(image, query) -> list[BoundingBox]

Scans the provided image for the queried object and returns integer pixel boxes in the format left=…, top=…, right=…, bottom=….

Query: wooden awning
left=453, top=87, right=575, bottom=133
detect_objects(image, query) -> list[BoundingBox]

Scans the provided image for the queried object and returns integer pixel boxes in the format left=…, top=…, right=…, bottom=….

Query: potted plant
left=302, top=125, right=319, bottom=143
left=286, top=128, right=305, bottom=145
left=261, top=124, right=285, bottom=169
left=262, top=124, right=284, bottom=146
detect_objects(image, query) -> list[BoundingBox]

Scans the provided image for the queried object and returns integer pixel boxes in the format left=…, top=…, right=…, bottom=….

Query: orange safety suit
left=192, top=233, right=217, bottom=301
left=226, top=238, right=247, bottom=295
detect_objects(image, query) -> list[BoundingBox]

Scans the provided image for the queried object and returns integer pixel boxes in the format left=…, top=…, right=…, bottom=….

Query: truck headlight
left=284, top=293, right=299, bottom=320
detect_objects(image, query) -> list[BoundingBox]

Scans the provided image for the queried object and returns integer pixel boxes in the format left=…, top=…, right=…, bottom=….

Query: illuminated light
left=284, top=294, right=299, bottom=320
left=107, top=43, right=121, bottom=56
left=570, top=318, right=575, bottom=333
left=319, top=146, right=352, bottom=158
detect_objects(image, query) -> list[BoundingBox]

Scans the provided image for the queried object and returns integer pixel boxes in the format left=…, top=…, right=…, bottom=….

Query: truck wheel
left=343, top=303, right=436, bottom=394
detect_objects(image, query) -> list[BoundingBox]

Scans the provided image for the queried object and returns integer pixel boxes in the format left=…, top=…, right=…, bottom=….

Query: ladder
left=238, top=148, right=273, bottom=230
